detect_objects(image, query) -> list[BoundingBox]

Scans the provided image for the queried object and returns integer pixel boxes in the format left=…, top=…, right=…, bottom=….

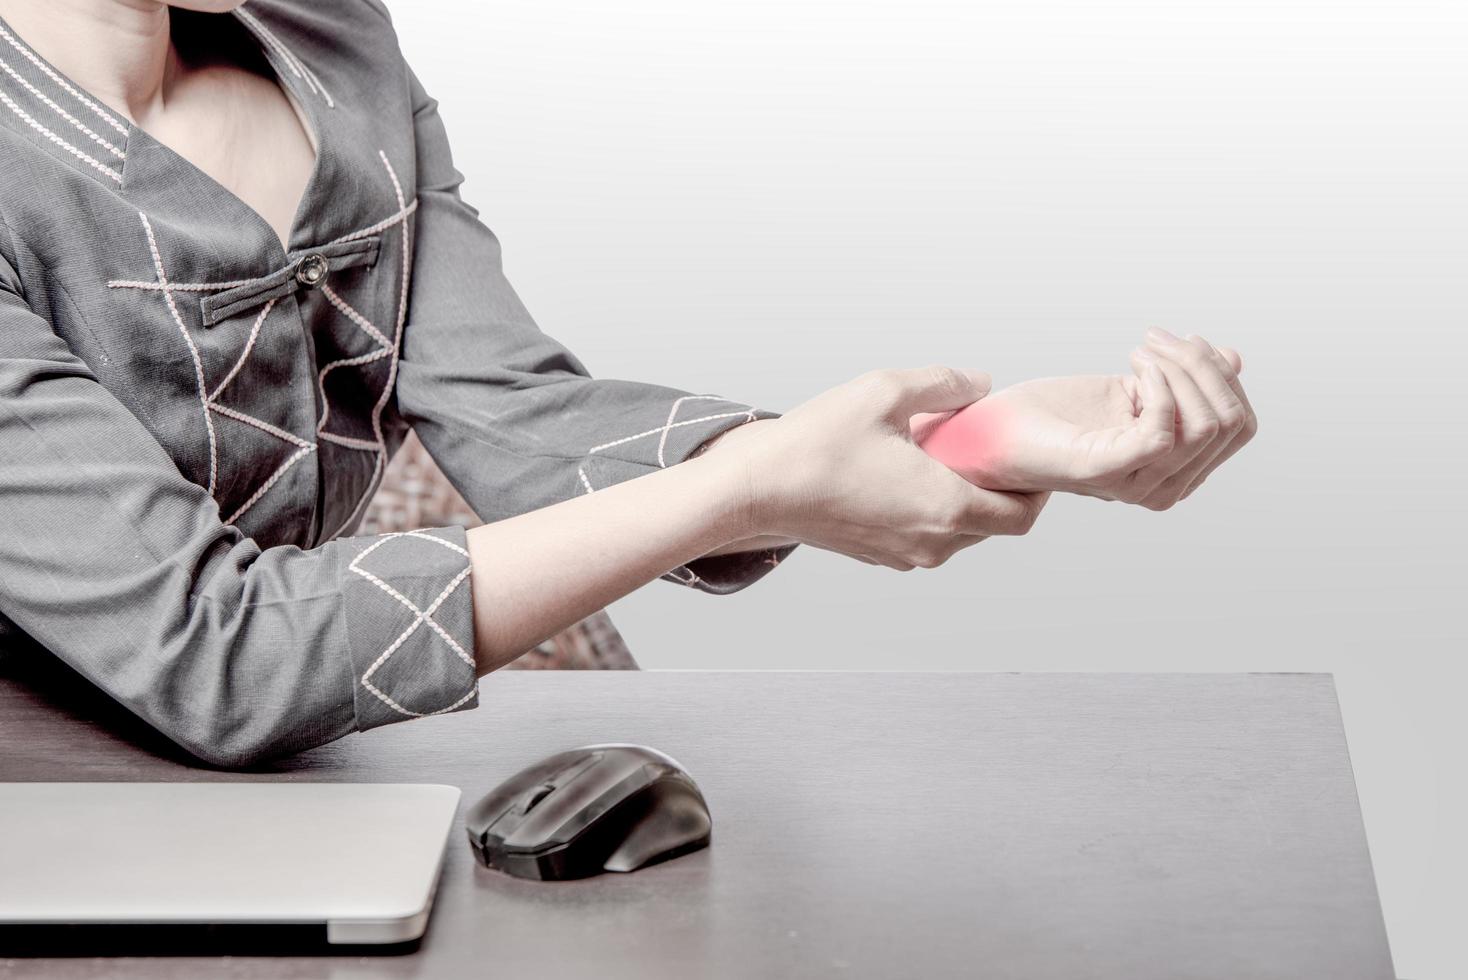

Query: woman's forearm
left=467, top=362, right=1062, bottom=672
left=465, top=449, right=752, bottom=673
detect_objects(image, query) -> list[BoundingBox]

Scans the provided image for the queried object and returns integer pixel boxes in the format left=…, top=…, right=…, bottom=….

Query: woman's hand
left=708, top=366, right=1049, bottom=570
left=1128, top=329, right=1258, bottom=507
left=912, top=331, right=1257, bottom=508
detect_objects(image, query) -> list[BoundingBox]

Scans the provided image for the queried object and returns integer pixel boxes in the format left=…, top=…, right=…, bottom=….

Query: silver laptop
left=0, top=782, right=460, bottom=945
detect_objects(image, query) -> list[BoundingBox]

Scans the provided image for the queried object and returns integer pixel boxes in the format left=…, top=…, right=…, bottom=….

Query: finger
left=909, top=409, right=960, bottom=445
left=939, top=532, right=990, bottom=557
left=1124, top=346, right=1216, bottom=498
left=1133, top=356, right=1177, bottom=454
left=952, top=485, right=1046, bottom=537
left=1170, top=334, right=1257, bottom=496
left=1218, top=345, right=1243, bottom=376
left=1146, top=330, right=1246, bottom=425
left=1192, top=337, right=1244, bottom=377
left=1138, top=334, right=1248, bottom=507
left=1186, top=335, right=1255, bottom=424
left=870, top=365, right=993, bottom=423
left=915, top=532, right=991, bottom=569
left=951, top=532, right=990, bottom=549
left=1074, top=356, right=1175, bottom=481
left=846, top=542, right=920, bottom=571
left=1178, top=341, right=1259, bottom=499
left=1179, top=425, right=1252, bottom=501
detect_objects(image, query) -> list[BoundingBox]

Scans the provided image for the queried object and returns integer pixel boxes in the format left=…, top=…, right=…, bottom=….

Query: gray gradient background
left=396, top=2, right=1464, bottom=976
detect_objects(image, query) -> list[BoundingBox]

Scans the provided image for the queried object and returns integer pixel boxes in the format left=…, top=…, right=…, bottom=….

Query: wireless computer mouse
left=465, top=743, right=712, bottom=881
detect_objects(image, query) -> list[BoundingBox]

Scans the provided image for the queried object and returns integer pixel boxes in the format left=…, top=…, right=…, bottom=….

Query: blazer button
left=295, top=253, right=328, bottom=288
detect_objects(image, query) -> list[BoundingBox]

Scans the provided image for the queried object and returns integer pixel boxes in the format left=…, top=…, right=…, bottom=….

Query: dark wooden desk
left=0, top=659, right=1395, bottom=979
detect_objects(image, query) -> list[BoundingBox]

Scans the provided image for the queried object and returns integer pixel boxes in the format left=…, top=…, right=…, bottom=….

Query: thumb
left=879, top=365, right=992, bottom=421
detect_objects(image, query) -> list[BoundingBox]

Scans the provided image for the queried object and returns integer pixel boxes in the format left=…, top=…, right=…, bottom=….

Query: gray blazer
left=0, top=0, right=796, bottom=766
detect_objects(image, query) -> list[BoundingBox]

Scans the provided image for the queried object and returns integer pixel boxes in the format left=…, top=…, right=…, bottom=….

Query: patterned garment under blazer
left=0, top=0, right=797, bottom=767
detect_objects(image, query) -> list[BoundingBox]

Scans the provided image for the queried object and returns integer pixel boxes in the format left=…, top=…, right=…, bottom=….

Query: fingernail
left=1133, top=347, right=1157, bottom=362
left=1146, top=327, right=1180, bottom=345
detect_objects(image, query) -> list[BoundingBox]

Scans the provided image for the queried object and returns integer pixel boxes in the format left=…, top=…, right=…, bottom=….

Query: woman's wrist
left=912, top=397, right=1020, bottom=491
left=688, top=422, right=801, bottom=555
left=689, top=417, right=783, bottom=540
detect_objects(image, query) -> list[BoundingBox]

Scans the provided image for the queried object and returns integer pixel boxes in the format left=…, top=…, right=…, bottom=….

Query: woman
left=0, top=0, right=1256, bottom=767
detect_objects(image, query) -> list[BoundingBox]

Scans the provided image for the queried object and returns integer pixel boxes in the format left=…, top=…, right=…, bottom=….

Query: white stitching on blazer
left=0, top=55, right=124, bottom=159
left=234, top=6, right=335, bottom=110
left=0, top=86, right=122, bottom=183
left=208, top=299, right=277, bottom=405
left=576, top=396, right=758, bottom=493
left=139, top=211, right=222, bottom=495
left=112, top=157, right=417, bottom=529
left=574, top=395, right=759, bottom=589
left=0, top=21, right=128, bottom=136
left=322, top=151, right=414, bottom=541
left=351, top=530, right=475, bottom=717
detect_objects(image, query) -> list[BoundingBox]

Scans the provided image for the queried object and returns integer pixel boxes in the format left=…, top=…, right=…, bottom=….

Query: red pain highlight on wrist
left=914, top=401, right=1008, bottom=483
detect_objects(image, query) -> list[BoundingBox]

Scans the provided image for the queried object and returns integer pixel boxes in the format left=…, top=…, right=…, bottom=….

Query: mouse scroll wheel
left=521, top=783, right=556, bottom=813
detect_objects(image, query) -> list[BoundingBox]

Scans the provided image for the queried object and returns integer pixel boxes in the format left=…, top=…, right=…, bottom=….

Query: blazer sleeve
left=390, top=65, right=799, bottom=594
left=0, top=246, right=480, bottom=769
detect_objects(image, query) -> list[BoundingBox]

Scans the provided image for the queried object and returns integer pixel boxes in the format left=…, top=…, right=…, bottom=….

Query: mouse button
left=485, top=780, right=558, bottom=838
left=484, top=758, right=594, bottom=839
left=522, top=783, right=556, bottom=813
left=505, top=765, right=628, bottom=848
left=466, top=750, right=581, bottom=831
left=497, top=755, right=619, bottom=846
left=478, top=767, right=557, bottom=828
left=507, top=761, right=659, bottom=851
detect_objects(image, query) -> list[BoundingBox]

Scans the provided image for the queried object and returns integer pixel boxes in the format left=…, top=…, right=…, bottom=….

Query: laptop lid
left=0, top=782, right=460, bottom=945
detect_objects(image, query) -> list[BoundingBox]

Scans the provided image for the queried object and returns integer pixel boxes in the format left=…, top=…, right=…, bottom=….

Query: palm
left=914, top=374, right=1149, bottom=492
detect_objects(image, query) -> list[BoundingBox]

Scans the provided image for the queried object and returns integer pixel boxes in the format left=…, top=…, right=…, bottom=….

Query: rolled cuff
left=663, top=541, right=800, bottom=594
left=331, top=524, right=479, bottom=731
left=576, top=398, right=800, bottom=596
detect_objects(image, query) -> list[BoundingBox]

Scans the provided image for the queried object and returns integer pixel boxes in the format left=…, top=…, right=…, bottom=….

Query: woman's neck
left=0, top=0, right=180, bottom=122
